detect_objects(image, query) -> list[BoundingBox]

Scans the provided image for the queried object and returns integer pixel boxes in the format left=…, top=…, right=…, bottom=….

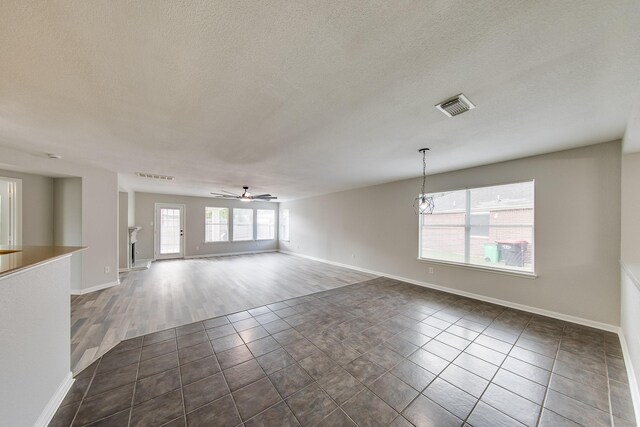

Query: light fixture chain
left=421, top=149, right=427, bottom=196
left=414, top=148, right=434, bottom=215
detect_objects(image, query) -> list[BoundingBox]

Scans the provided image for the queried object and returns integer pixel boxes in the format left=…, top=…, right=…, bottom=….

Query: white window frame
left=256, top=209, right=276, bottom=240
left=233, top=208, right=254, bottom=241
left=418, top=180, right=536, bottom=277
left=279, top=209, right=290, bottom=242
left=205, top=207, right=229, bottom=242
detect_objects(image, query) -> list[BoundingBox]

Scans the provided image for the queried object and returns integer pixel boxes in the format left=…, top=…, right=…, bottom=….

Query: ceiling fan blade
left=210, top=194, right=237, bottom=199
left=255, top=196, right=277, bottom=200
left=221, top=190, right=241, bottom=197
left=253, top=194, right=272, bottom=198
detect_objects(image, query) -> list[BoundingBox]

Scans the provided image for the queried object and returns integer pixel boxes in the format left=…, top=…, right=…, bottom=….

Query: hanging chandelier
left=414, top=148, right=434, bottom=215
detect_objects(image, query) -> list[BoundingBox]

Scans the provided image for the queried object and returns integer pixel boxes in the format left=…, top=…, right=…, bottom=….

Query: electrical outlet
left=105, top=266, right=110, bottom=273
left=428, top=267, right=434, bottom=274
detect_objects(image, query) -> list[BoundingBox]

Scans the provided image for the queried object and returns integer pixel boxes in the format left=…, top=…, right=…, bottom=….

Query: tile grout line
left=175, top=331, right=188, bottom=427
left=534, top=322, right=565, bottom=427
left=211, top=320, right=253, bottom=426
left=125, top=342, right=143, bottom=427
left=387, top=306, right=501, bottom=424
left=68, top=357, right=103, bottom=427
left=351, top=304, right=505, bottom=424
left=461, top=311, right=533, bottom=425
left=539, top=326, right=622, bottom=426
left=64, top=279, right=631, bottom=427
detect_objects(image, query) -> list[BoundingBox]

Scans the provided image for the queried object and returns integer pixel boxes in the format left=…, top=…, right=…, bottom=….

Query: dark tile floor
left=50, top=277, right=637, bottom=427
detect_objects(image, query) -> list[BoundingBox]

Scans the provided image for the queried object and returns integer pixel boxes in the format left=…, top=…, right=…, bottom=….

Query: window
left=419, top=181, right=534, bottom=274
left=256, top=209, right=275, bottom=240
left=233, top=208, right=254, bottom=241
left=205, top=207, right=229, bottom=242
left=470, top=212, right=490, bottom=238
left=279, top=209, right=290, bottom=241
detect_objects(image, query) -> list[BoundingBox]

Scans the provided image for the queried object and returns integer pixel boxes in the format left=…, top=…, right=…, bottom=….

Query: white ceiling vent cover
left=435, top=94, right=476, bottom=117
left=135, top=172, right=175, bottom=181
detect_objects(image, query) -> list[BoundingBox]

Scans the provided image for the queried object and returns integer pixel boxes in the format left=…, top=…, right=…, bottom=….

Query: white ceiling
left=1, top=1, right=639, bottom=200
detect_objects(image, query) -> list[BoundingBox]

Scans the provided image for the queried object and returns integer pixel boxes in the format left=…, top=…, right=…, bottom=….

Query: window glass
left=420, top=190, right=466, bottom=263
left=205, top=207, right=229, bottom=242
left=257, top=209, right=275, bottom=240
left=233, top=208, right=253, bottom=241
left=279, top=209, right=290, bottom=241
left=420, top=181, right=534, bottom=273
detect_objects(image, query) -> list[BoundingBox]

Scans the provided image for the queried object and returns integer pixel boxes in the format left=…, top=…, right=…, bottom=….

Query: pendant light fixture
left=414, top=148, right=435, bottom=215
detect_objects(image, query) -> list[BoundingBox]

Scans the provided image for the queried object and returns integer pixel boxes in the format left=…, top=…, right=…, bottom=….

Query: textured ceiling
left=1, top=1, right=639, bottom=200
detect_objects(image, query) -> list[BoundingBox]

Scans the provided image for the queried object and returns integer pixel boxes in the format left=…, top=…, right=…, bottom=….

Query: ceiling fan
left=211, top=186, right=277, bottom=202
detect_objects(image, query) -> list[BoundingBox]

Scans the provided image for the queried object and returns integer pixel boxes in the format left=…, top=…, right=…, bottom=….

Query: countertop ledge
left=0, top=245, right=86, bottom=279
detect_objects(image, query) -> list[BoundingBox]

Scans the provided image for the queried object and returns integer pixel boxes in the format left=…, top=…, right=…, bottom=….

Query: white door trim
left=154, top=203, right=186, bottom=259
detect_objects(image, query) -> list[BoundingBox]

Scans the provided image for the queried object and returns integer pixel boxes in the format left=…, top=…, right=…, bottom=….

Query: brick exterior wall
left=421, top=208, right=533, bottom=267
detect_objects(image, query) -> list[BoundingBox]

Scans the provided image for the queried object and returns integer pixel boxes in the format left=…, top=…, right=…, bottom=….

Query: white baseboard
left=279, top=250, right=619, bottom=333
left=185, top=249, right=278, bottom=259
left=34, top=372, right=74, bottom=427
left=618, top=331, right=640, bottom=425
left=71, top=279, right=120, bottom=295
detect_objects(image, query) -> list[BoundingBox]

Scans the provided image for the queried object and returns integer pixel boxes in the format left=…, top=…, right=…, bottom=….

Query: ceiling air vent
left=135, top=172, right=175, bottom=181
left=435, top=93, right=476, bottom=117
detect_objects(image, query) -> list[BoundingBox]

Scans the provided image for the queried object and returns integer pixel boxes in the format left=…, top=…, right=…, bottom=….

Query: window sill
left=204, top=241, right=230, bottom=244
left=416, top=258, right=537, bottom=279
left=255, top=238, right=275, bottom=241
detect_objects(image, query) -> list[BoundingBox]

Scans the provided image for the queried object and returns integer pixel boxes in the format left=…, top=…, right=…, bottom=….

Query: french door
left=155, top=203, right=185, bottom=259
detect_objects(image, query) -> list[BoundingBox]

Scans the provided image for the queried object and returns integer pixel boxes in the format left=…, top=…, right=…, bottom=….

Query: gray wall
left=118, top=192, right=129, bottom=269
left=53, top=178, right=83, bottom=290
left=621, top=152, right=640, bottom=264
left=0, top=146, right=119, bottom=292
left=127, top=191, right=135, bottom=227
left=281, top=141, right=622, bottom=326
left=135, top=192, right=278, bottom=260
left=0, top=169, right=54, bottom=245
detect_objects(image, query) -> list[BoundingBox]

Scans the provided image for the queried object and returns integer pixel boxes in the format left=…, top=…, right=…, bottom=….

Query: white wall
left=620, top=151, right=640, bottom=416
left=135, top=192, right=279, bottom=260
left=53, top=178, right=83, bottom=290
left=0, top=256, right=72, bottom=427
left=281, top=141, right=622, bottom=326
left=0, top=146, right=118, bottom=292
left=0, top=169, right=53, bottom=245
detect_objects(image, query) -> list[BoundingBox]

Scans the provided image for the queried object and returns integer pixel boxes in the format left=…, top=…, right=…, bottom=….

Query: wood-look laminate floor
left=70, top=253, right=375, bottom=375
